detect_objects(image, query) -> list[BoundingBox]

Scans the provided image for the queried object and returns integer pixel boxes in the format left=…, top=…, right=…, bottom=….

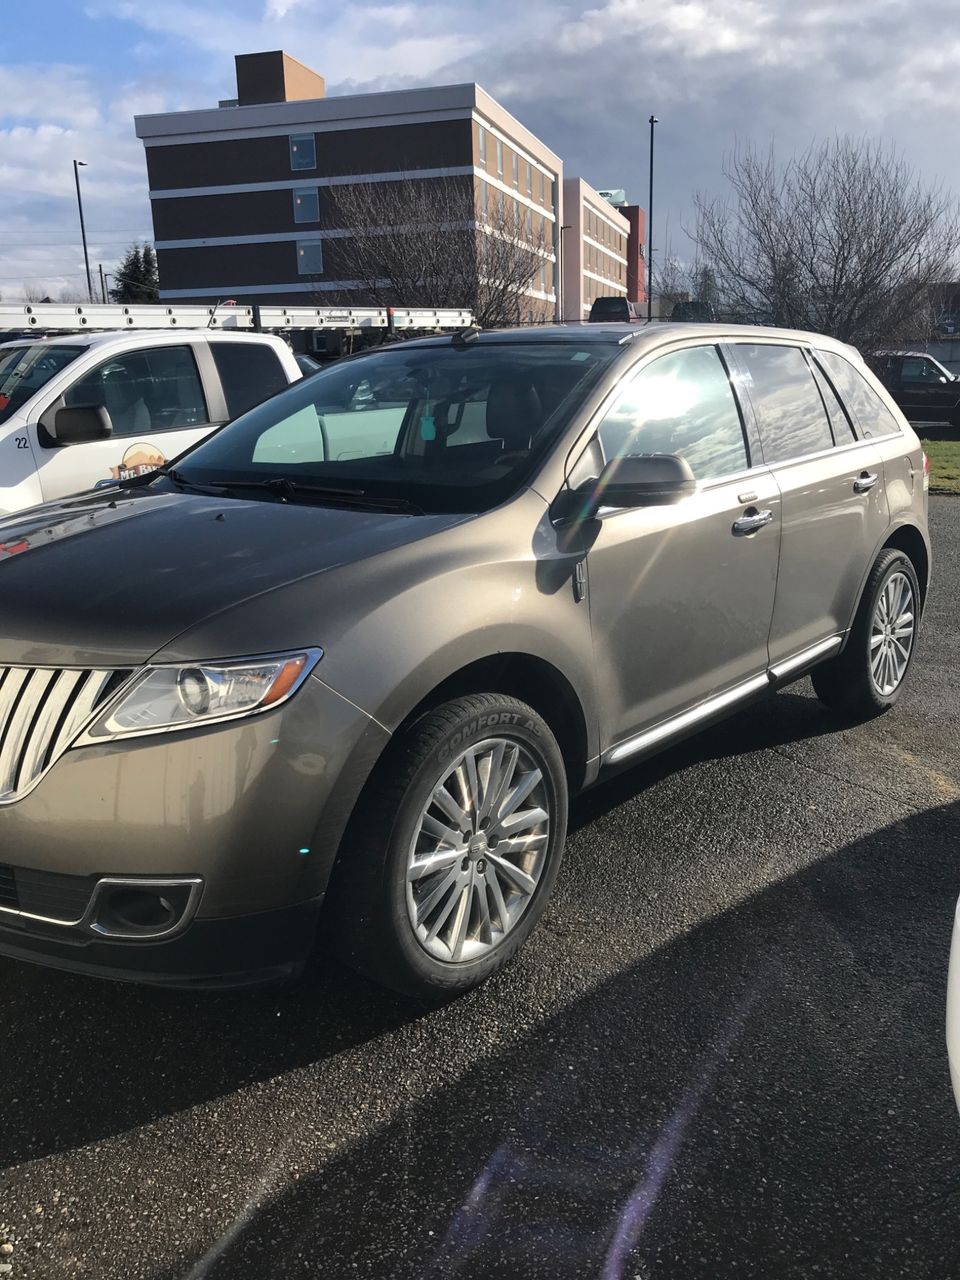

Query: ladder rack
left=0, top=303, right=475, bottom=334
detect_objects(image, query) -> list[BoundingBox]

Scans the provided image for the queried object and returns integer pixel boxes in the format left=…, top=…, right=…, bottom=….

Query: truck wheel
left=811, top=549, right=920, bottom=718
left=329, top=694, right=568, bottom=998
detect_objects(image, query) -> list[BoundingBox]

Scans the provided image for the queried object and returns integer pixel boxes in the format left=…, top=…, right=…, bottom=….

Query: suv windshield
left=0, top=344, right=85, bottom=424
left=171, top=340, right=617, bottom=513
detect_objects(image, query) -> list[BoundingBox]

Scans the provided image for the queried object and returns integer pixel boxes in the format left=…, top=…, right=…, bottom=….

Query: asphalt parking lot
left=1, top=498, right=959, bottom=1280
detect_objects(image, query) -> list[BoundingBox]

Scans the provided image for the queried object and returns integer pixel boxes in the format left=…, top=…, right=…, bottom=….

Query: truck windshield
left=171, top=341, right=618, bottom=513
left=0, top=345, right=85, bottom=424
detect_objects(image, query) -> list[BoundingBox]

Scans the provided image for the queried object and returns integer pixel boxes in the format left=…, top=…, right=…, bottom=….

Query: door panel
left=587, top=473, right=781, bottom=749
left=582, top=342, right=781, bottom=753
left=727, top=341, right=891, bottom=664
left=33, top=425, right=214, bottom=501
left=764, top=442, right=888, bottom=663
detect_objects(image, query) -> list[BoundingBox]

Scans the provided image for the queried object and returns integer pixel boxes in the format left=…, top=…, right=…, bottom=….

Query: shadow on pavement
left=0, top=689, right=870, bottom=1176
left=174, top=798, right=960, bottom=1280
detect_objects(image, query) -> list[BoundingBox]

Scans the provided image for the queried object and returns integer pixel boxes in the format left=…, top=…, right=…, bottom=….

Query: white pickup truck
left=0, top=330, right=301, bottom=514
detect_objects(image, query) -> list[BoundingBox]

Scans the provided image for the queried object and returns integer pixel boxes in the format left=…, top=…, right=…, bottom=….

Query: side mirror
left=586, top=452, right=697, bottom=513
left=51, top=404, right=113, bottom=445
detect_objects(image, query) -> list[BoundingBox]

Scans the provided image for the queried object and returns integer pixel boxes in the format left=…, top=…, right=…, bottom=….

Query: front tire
left=811, top=548, right=920, bottom=718
left=328, top=694, right=568, bottom=999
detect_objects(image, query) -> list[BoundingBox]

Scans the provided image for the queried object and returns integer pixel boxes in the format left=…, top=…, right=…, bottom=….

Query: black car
left=873, top=350, right=960, bottom=427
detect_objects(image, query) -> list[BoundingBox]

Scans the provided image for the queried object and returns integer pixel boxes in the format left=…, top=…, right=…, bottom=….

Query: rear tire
left=327, top=693, right=568, bottom=999
left=811, top=549, right=920, bottom=718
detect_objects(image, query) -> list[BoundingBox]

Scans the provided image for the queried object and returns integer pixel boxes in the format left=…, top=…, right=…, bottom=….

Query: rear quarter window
left=211, top=342, right=290, bottom=419
left=816, top=351, right=902, bottom=438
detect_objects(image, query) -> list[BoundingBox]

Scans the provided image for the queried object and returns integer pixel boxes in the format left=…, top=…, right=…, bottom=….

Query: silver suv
left=0, top=324, right=930, bottom=997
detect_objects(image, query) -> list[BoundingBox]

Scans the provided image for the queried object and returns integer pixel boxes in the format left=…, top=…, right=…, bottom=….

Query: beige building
left=560, top=178, right=631, bottom=321
left=135, top=51, right=563, bottom=319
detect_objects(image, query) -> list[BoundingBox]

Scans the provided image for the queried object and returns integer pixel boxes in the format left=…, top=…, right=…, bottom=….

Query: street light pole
left=646, top=115, right=658, bottom=322
left=73, top=160, right=93, bottom=303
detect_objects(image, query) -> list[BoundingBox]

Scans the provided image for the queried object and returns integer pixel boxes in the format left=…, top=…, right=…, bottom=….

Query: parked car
left=0, top=323, right=930, bottom=996
left=872, top=350, right=960, bottom=427
left=0, top=330, right=301, bottom=512
left=947, top=895, right=960, bottom=1111
left=588, top=296, right=644, bottom=323
left=670, top=299, right=719, bottom=323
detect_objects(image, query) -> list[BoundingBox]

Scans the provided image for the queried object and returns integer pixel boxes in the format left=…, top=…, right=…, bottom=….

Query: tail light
left=923, top=451, right=930, bottom=491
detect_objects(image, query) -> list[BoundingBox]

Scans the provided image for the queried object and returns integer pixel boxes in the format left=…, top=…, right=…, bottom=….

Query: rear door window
left=734, top=344, right=834, bottom=463
left=211, top=342, right=290, bottom=419
left=816, top=350, right=902, bottom=439
left=598, top=344, right=749, bottom=479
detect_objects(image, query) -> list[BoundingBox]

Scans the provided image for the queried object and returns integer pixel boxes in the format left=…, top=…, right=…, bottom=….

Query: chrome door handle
left=732, top=508, right=773, bottom=535
left=853, top=471, right=879, bottom=493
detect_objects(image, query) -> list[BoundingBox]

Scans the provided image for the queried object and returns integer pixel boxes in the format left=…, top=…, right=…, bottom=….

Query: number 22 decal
left=14, top=437, right=29, bottom=450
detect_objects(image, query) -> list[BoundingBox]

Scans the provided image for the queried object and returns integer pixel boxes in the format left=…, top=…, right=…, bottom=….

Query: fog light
left=88, top=877, right=202, bottom=940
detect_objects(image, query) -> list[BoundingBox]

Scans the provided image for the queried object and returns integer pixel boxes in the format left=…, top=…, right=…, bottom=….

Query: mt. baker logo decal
left=110, top=444, right=166, bottom=481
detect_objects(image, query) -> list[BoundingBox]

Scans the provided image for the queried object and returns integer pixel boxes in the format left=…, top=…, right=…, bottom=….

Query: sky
left=1, top=0, right=958, bottom=302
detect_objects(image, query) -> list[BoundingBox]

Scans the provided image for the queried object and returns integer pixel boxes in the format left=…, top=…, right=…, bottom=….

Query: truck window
left=61, top=346, right=207, bottom=438
left=212, top=342, right=290, bottom=419
left=0, top=345, right=85, bottom=424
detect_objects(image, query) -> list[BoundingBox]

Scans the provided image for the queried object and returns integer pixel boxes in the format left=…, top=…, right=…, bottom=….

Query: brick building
left=134, top=51, right=643, bottom=321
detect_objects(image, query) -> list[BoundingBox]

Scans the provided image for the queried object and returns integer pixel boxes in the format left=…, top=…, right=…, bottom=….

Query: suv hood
left=0, top=487, right=468, bottom=668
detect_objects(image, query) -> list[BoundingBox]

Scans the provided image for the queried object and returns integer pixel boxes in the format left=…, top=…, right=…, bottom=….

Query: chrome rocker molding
left=0, top=875, right=203, bottom=941
left=768, top=634, right=843, bottom=680
left=604, top=635, right=843, bottom=767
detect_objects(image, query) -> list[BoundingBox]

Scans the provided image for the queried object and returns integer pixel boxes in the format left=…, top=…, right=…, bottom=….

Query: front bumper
left=0, top=673, right=390, bottom=985
left=0, top=898, right=322, bottom=989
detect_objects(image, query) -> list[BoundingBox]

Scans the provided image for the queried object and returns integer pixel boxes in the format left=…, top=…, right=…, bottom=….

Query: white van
left=0, top=330, right=301, bottom=513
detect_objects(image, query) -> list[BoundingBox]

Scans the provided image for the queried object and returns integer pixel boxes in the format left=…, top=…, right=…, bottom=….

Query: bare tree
left=324, top=176, right=549, bottom=327
left=694, top=137, right=960, bottom=349
left=22, top=283, right=53, bottom=304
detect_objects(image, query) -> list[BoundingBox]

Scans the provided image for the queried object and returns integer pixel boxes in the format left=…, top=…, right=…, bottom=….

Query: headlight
left=79, top=649, right=322, bottom=742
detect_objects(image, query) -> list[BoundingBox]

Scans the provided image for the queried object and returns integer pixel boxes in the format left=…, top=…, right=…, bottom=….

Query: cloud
left=8, top=0, right=960, bottom=300
left=265, top=0, right=304, bottom=16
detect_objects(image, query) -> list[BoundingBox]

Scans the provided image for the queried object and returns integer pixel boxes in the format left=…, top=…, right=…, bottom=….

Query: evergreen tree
left=139, top=244, right=160, bottom=302
left=110, top=243, right=159, bottom=303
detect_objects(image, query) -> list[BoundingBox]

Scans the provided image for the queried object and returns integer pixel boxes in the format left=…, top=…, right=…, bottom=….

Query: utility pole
left=646, top=116, right=658, bottom=322
left=73, top=160, right=93, bottom=303
left=98, top=263, right=107, bottom=303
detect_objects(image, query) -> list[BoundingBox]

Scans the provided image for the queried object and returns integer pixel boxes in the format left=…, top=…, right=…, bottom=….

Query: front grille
left=0, top=666, right=126, bottom=802
left=0, top=861, right=18, bottom=909
left=15, top=866, right=95, bottom=922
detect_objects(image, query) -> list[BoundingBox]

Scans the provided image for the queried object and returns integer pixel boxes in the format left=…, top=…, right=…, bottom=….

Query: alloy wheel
left=870, top=570, right=916, bottom=696
left=405, top=737, right=551, bottom=964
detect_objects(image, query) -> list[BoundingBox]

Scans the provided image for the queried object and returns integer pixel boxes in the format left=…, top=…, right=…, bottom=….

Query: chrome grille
left=0, top=862, right=17, bottom=909
left=0, top=666, right=125, bottom=802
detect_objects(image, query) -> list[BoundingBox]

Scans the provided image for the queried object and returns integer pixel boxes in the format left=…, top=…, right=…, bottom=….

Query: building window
left=527, top=206, right=533, bottom=239
left=526, top=163, right=533, bottom=197
left=289, top=134, right=316, bottom=170
left=539, top=171, right=545, bottom=204
left=293, top=187, right=319, bottom=223
left=479, top=179, right=488, bottom=216
left=496, top=138, right=503, bottom=177
left=539, top=263, right=546, bottom=292
left=478, top=125, right=487, bottom=165
left=297, top=239, right=324, bottom=275
left=512, top=153, right=519, bottom=187
left=497, top=188, right=505, bottom=219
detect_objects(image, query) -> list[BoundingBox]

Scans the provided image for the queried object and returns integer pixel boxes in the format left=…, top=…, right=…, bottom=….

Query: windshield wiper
left=151, top=466, right=234, bottom=497
left=197, top=476, right=424, bottom=514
